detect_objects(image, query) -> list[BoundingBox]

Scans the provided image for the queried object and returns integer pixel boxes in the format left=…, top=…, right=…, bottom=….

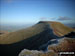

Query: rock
left=48, top=38, right=75, bottom=52
left=19, top=49, right=58, bottom=56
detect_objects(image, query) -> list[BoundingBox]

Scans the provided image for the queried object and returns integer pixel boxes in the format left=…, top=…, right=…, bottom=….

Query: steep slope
left=19, top=32, right=75, bottom=56
left=0, top=21, right=59, bottom=56
left=0, top=22, right=50, bottom=44
left=0, top=21, right=74, bottom=56
left=0, top=28, right=58, bottom=56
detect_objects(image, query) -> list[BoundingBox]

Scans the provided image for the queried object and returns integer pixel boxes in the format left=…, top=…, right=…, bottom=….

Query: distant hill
left=0, top=21, right=74, bottom=56
left=64, top=23, right=75, bottom=29
left=0, top=24, right=34, bottom=32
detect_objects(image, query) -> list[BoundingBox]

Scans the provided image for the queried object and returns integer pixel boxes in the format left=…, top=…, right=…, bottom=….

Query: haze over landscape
left=0, top=0, right=75, bottom=56
left=0, top=0, right=75, bottom=31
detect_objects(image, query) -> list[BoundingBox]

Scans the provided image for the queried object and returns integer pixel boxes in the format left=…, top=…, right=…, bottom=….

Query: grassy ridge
left=0, top=22, right=49, bottom=44
left=0, top=21, right=74, bottom=44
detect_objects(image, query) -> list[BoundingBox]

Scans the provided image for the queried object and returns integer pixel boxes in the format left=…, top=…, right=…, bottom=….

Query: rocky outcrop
left=19, top=49, right=58, bottom=56
left=48, top=38, right=75, bottom=52
left=19, top=38, right=75, bottom=56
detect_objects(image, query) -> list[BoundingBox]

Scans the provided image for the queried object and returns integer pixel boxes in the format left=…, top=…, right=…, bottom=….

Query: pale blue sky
left=0, top=0, right=75, bottom=24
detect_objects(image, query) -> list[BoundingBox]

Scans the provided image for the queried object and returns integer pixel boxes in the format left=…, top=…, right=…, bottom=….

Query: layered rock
left=19, top=38, right=75, bottom=56
left=19, top=49, right=58, bottom=56
left=48, top=38, right=75, bottom=52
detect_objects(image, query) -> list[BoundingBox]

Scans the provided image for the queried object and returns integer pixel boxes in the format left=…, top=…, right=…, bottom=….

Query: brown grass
left=0, top=22, right=49, bottom=44
left=50, top=22, right=74, bottom=36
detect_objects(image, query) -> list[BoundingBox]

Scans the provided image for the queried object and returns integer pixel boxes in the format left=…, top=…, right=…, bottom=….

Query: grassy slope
left=0, top=22, right=50, bottom=44
left=0, top=21, right=74, bottom=44
left=50, top=22, right=74, bottom=36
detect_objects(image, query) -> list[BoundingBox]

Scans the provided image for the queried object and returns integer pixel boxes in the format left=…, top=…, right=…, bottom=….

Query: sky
left=0, top=0, right=75, bottom=24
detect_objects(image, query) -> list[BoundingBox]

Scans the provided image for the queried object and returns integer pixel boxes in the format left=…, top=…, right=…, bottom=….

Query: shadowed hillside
left=19, top=33, right=75, bottom=56
left=0, top=21, right=53, bottom=44
left=0, top=21, right=74, bottom=56
left=0, top=21, right=60, bottom=56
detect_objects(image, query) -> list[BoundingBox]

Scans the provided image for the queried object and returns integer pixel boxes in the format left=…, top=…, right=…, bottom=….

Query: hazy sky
left=0, top=0, right=75, bottom=24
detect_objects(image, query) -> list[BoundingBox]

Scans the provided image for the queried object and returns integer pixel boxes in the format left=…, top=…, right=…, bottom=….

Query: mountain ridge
left=0, top=21, right=74, bottom=44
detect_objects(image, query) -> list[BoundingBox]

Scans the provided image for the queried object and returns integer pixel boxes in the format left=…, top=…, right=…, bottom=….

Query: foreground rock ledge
left=19, top=49, right=58, bottom=56
left=19, top=38, right=75, bottom=56
left=48, top=38, right=75, bottom=52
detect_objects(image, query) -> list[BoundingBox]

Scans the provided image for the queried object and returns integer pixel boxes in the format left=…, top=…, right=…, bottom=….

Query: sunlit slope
left=50, top=22, right=74, bottom=36
left=0, top=21, right=74, bottom=44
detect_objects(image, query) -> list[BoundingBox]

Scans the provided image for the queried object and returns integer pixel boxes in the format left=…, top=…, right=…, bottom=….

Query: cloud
left=40, top=17, right=47, bottom=21
left=58, top=16, right=71, bottom=20
left=40, top=17, right=56, bottom=21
